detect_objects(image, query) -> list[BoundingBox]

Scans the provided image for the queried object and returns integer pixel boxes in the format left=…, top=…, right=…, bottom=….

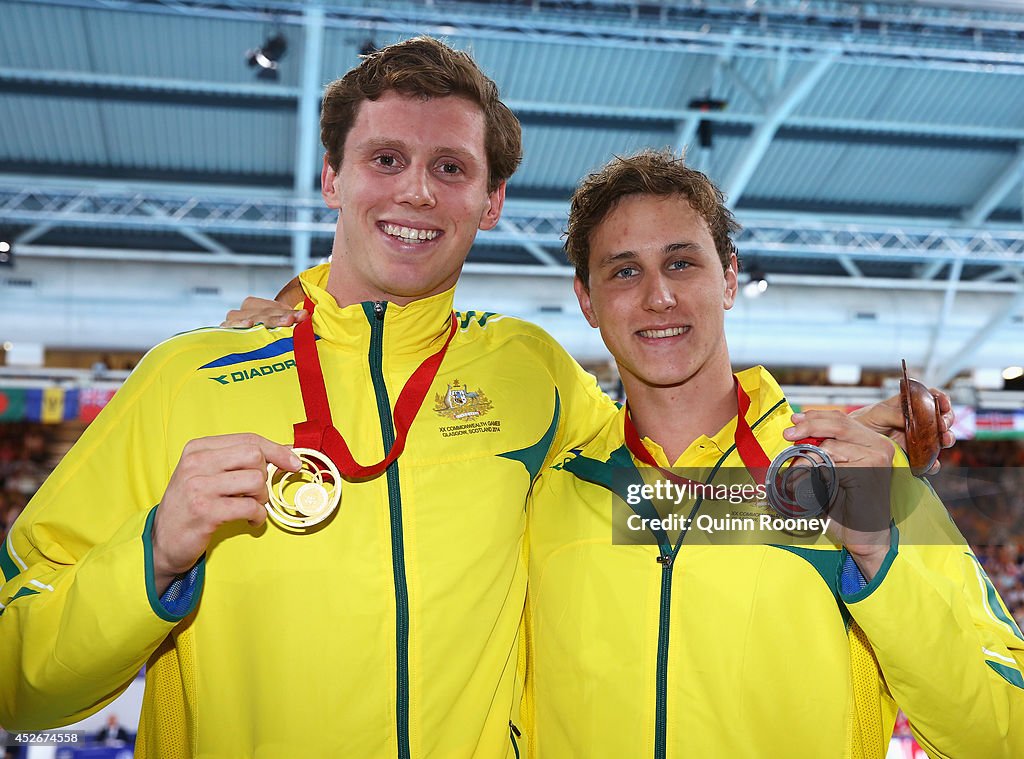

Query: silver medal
left=765, top=443, right=839, bottom=519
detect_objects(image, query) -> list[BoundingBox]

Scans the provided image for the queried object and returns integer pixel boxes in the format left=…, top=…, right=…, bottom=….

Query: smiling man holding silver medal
left=517, top=150, right=1024, bottom=758
left=0, top=37, right=992, bottom=759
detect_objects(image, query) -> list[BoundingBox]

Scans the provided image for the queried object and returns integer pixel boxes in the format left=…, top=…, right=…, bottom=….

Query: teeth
left=639, top=327, right=688, bottom=339
left=383, top=223, right=440, bottom=242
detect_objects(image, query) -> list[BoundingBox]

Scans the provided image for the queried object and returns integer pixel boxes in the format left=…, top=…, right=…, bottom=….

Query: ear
left=477, top=180, right=506, bottom=231
left=321, top=155, right=341, bottom=210
left=573, top=276, right=599, bottom=328
left=723, top=253, right=739, bottom=311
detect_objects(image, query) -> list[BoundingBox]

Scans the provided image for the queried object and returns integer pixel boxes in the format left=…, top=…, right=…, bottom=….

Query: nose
left=395, top=165, right=436, bottom=208
left=642, top=272, right=677, bottom=312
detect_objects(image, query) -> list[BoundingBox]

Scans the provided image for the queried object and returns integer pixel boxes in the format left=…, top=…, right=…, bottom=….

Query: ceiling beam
left=17, top=244, right=289, bottom=267
left=14, top=196, right=88, bottom=245
left=933, top=284, right=1024, bottom=386
left=673, top=116, right=700, bottom=157
left=4, top=183, right=1024, bottom=266
left=5, top=66, right=1024, bottom=146
left=923, top=256, right=965, bottom=384
left=21, top=0, right=1024, bottom=73
left=961, top=144, right=1024, bottom=226
left=917, top=260, right=946, bottom=280
left=0, top=67, right=299, bottom=101
left=496, top=220, right=563, bottom=267
left=291, top=5, right=325, bottom=277
left=837, top=256, right=863, bottom=278
left=721, top=52, right=837, bottom=206
left=140, top=202, right=232, bottom=256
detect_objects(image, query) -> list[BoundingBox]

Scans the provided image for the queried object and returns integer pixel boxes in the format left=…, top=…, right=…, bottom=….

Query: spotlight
left=743, top=270, right=768, bottom=299
left=687, top=97, right=728, bottom=149
left=360, top=38, right=378, bottom=57
left=247, top=33, right=287, bottom=80
left=0, top=240, right=11, bottom=266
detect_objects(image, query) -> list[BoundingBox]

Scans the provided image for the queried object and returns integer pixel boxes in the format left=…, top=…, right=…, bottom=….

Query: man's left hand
left=849, top=388, right=954, bottom=474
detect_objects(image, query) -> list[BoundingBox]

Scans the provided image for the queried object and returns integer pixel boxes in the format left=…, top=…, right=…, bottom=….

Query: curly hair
left=565, top=149, right=740, bottom=285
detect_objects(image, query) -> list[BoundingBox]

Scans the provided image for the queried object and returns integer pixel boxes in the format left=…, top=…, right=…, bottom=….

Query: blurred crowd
left=0, top=424, right=51, bottom=545
left=937, top=440, right=1024, bottom=628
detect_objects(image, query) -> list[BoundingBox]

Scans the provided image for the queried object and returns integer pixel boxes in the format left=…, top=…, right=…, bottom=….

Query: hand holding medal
left=771, top=360, right=946, bottom=520
left=152, top=433, right=302, bottom=593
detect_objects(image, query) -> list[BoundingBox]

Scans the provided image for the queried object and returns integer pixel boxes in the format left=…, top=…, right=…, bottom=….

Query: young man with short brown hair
left=0, top=37, right=610, bottom=758
left=523, top=149, right=1023, bottom=758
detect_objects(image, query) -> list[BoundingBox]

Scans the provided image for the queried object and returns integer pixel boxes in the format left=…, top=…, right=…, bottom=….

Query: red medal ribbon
left=623, top=404, right=701, bottom=489
left=624, top=376, right=823, bottom=485
left=291, top=296, right=457, bottom=479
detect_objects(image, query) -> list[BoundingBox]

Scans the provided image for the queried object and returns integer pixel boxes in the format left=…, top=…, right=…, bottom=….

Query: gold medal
left=265, top=448, right=341, bottom=530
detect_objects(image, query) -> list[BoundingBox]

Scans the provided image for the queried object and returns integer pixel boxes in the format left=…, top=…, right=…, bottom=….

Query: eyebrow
left=596, top=241, right=703, bottom=268
left=356, top=138, right=480, bottom=164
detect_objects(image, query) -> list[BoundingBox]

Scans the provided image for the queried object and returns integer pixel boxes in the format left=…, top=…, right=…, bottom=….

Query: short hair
left=565, top=149, right=740, bottom=286
left=320, top=36, right=522, bottom=192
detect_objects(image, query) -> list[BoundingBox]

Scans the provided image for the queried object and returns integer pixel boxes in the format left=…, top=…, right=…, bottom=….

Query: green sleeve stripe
left=1, top=538, right=19, bottom=583
left=0, top=585, right=40, bottom=616
left=968, top=553, right=1024, bottom=642
left=10, top=586, right=40, bottom=602
left=986, top=660, right=1024, bottom=690
left=143, top=505, right=204, bottom=623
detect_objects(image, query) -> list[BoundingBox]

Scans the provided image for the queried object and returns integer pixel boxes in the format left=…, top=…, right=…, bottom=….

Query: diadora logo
left=209, top=359, right=296, bottom=385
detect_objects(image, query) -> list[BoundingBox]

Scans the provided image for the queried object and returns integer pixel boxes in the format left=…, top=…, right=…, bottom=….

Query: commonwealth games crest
left=434, top=379, right=493, bottom=421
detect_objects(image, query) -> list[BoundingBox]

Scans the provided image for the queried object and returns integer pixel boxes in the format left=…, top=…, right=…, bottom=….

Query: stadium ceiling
left=2, top=0, right=1024, bottom=296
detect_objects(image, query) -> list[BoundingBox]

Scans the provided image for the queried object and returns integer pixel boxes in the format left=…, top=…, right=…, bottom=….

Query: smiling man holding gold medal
left=0, top=38, right=612, bottom=758
left=1, top=37, right=961, bottom=759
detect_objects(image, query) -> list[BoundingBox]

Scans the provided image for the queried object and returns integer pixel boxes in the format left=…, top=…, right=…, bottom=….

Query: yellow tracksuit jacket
left=523, top=366, right=1024, bottom=758
left=0, top=264, right=613, bottom=758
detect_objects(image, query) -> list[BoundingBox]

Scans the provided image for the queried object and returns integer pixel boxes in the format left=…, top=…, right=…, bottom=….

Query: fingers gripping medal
left=266, top=449, right=341, bottom=530
left=728, top=379, right=840, bottom=520
left=765, top=443, right=840, bottom=519
left=266, top=296, right=458, bottom=532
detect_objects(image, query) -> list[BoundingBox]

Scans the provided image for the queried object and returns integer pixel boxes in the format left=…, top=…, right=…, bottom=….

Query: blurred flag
left=0, top=387, right=27, bottom=421
left=951, top=404, right=975, bottom=441
left=79, top=387, right=116, bottom=423
left=975, top=409, right=1024, bottom=439
left=26, top=387, right=67, bottom=423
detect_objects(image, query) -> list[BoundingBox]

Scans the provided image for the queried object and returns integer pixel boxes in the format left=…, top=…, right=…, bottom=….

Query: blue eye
left=614, top=266, right=639, bottom=279
left=669, top=259, right=691, bottom=271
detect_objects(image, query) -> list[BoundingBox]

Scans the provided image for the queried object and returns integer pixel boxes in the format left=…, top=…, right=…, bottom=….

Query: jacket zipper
left=654, top=553, right=674, bottom=759
left=366, top=300, right=411, bottom=759
left=509, top=721, right=521, bottom=759
left=647, top=398, right=785, bottom=759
